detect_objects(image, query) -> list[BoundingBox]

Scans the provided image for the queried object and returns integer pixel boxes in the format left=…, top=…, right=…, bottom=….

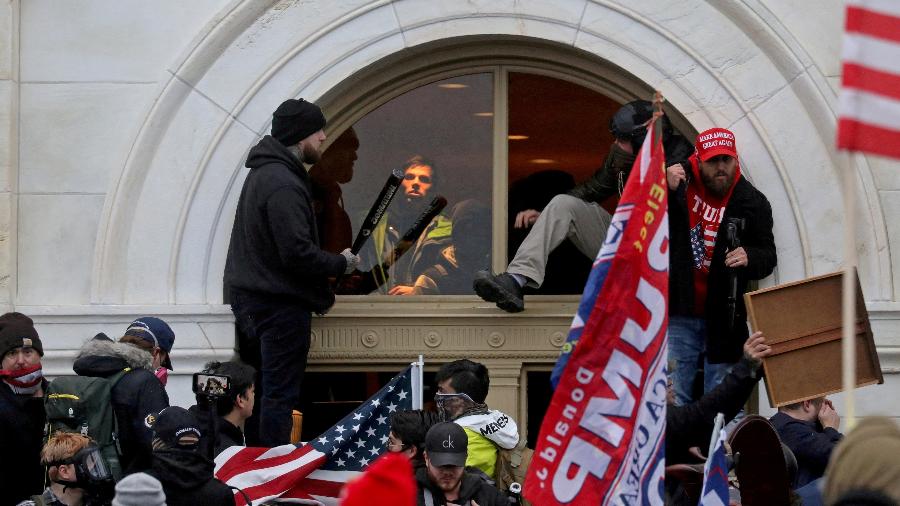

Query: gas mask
left=0, top=362, right=43, bottom=395
left=49, top=444, right=115, bottom=503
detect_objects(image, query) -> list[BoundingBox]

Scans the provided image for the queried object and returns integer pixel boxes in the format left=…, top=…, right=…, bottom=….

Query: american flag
left=690, top=222, right=715, bottom=270
left=837, top=0, right=900, bottom=159
left=215, top=365, right=420, bottom=505
left=699, top=426, right=730, bottom=506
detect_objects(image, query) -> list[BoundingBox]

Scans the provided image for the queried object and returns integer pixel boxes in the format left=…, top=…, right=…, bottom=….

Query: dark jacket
left=415, top=466, right=509, bottom=506
left=0, top=379, right=48, bottom=505
left=147, top=449, right=234, bottom=506
left=770, top=411, right=843, bottom=488
left=666, top=357, right=761, bottom=464
left=669, top=175, right=777, bottom=363
left=72, top=337, right=169, bottom=474
left=188, top=404, right=245, bottom=458
left=569, top=133, right=694, bottom=204
left=224, top=135, right=347, bottom=313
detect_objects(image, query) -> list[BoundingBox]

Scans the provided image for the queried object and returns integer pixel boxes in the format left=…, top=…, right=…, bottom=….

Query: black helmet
left=610, top=100, right=654, bottom=151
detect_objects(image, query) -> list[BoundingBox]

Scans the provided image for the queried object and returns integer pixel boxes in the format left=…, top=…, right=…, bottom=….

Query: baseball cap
left=124, top=317, right=174, bottom=370
left=425, top=422, right=467, bottom=467
left=695, top=127, right=738, bottom=161
left=150, top=406, right=201, bottom=450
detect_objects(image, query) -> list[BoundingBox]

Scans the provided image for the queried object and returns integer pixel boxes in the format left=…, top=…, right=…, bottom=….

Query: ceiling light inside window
left=474, top=112, right=493, bottom=117
left=508, top=135, right=529, bottom=140
left=438, top=83, right=469, bottom=89
left=530, top=158, right=556, bottom=164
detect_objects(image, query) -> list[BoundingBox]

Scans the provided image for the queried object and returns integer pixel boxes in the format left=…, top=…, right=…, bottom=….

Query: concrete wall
left=3, top=0, right=898, bottom=417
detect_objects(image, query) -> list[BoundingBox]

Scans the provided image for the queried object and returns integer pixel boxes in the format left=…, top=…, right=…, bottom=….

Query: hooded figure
left=146, top=407, right=234, bottom=506
left=73, top=334, right=170, bottom=474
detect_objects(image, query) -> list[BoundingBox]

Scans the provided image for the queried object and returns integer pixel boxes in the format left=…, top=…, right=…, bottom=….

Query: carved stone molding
left=487, top=331, right=506, bottom=348
left=361, top=330, right=379, bottom=348
left=424, top=330, right=442, bottom=348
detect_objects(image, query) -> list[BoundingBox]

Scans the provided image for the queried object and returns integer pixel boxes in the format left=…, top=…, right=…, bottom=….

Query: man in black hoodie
left=224, top=98, right=361, bottom=446
left=147, top=406, right=234, bottom=505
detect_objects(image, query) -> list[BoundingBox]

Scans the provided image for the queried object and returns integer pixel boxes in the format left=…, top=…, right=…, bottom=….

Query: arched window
left=314, top=51, right=692, bottom=299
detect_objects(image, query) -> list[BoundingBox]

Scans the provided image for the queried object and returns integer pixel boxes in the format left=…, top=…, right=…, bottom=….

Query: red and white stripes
left=837, top=0, right=900, bottom=159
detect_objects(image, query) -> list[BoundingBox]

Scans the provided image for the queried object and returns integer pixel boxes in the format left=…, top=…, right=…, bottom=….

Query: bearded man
left=224, top=98, right=360, bottom=445
left=665, top=127, right=777, bottom=406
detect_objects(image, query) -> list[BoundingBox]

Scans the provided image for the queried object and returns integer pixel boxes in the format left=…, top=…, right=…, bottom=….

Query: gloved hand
left=340, top=248, right=361, bottom=274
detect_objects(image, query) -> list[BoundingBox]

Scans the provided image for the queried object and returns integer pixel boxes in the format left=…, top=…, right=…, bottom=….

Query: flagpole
left=841, top=151, right=857, bottom=429
left=411, top=354, right=424, bottom=410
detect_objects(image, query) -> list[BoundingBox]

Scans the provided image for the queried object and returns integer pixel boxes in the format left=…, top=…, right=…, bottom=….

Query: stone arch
left=90, top=0, right=891, bottom=306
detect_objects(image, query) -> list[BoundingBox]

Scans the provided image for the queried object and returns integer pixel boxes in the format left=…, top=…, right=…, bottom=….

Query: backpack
left=494, top=437, right=534, bottom=505
left=44, top=368, right=130, bottom=480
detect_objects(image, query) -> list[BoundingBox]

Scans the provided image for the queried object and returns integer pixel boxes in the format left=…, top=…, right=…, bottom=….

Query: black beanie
left=0, top=312, right=43, bottom=358
left=271, top=98, right=326, bottom=147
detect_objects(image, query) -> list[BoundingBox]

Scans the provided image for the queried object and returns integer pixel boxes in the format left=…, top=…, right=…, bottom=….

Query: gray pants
left=507, top=194, right=611, bottom=288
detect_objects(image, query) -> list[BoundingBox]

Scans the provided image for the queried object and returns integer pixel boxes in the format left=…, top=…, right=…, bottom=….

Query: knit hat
left=271, top=98, right=326, bottom=147
left=339, top=452, right=416, bottom=506
left=0, top=312, right=43, bottom=358
left=823, top=417, right=900, bottom=504
left=123, top=317, right=175, bottom=370
left=695, top=127, right=738, bottom=161
left=112, top=472, right=167, bottom=506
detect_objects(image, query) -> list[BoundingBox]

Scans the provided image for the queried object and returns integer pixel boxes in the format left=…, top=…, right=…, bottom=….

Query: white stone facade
left=2, top=0, right=898, bottom=419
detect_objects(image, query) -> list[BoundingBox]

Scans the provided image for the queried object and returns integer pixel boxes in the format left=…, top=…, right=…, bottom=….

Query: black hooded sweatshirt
left=72, top=336, right=169, bottom=474
left=224, top=135, right=346, bottom=313
left=147, top=449, right=234, bottom=505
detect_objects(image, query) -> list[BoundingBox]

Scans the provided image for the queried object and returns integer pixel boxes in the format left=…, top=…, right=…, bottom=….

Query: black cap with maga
left=425, top=422, right=467, bottom=467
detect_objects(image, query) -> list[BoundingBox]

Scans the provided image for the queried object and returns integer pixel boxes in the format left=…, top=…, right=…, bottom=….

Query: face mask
left=154, top=367, right=168, bottom=387
left=434, top=392, right=475, bottom=422
left=0, top=363, right=43, bottom=395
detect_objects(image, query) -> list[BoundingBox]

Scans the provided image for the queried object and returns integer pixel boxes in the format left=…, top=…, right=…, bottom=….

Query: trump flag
left=526, top=107, right=668, bottom=505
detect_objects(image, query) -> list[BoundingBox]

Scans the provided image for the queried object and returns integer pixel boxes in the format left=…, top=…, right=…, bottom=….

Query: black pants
left=230, top=291, right=311, bottom=446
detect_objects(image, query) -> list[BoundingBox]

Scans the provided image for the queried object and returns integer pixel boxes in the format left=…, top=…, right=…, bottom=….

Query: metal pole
left=841, top=152, right=857, bottom=429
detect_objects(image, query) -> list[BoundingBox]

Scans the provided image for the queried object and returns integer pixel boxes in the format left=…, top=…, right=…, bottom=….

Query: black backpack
left=44, top=368, right=130, bottom=480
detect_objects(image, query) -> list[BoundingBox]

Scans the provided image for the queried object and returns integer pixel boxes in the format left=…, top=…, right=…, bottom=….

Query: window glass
left=318, top=73, right=493, bottom=296
left=506, top=72, right=621, bottom=294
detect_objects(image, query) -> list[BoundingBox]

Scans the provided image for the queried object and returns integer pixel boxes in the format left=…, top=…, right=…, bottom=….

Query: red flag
left=837, top=0, right=900, bottom=159
left=524, top=112, right=668, bottom=505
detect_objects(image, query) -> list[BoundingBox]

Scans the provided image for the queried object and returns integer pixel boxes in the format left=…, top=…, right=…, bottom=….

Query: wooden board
left=744, top=270, right=882, bottom=407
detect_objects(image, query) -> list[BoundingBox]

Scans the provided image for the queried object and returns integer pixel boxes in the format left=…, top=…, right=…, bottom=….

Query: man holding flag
left=525, top=95, right=670, bottom=505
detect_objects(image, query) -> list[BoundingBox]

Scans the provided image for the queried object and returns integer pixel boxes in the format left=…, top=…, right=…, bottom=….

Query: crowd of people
left=2, top=97, right=898, bottom=506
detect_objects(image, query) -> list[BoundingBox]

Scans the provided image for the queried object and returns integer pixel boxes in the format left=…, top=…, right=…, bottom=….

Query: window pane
left=507, top=72, right=621, bottom=294
left=319, top=73, right=493, bottom=296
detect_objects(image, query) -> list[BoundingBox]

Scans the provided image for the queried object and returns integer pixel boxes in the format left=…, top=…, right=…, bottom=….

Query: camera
left=192, top=372, right=231, bottom=398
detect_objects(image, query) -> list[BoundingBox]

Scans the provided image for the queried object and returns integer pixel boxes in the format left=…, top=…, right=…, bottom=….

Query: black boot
left=473, top=270, right=525, bottom=313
